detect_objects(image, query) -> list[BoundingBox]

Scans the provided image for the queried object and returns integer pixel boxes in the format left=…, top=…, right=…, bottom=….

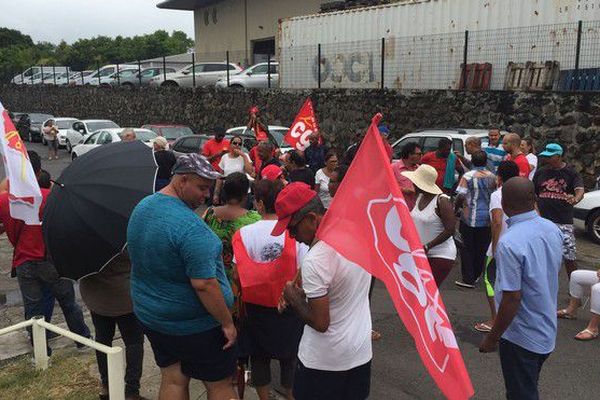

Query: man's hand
left=221, top=322, right=237, bottom=350
left=596, top=269, right=600, bottom=279
left=479, top=334, right=498, bottom=353
left=283, top=281, right=305, bottom=306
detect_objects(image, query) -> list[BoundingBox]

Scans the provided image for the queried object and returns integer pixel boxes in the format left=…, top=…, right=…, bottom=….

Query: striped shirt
left=456, top=167, right=497, bottom=227
left=482, top=143, right=508, bottom=174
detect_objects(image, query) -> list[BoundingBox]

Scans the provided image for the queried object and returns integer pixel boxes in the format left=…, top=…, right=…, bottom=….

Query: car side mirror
left=181, top=70, right=190, bottom=75
left=246, top=71, right=253, bottom=76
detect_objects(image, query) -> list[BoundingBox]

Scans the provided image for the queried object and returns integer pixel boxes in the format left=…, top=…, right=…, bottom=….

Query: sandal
left=474, top=322, right=493, bottom=333
left=557, top=309, right=577, bottom=320
left=575, top=329, right=599, bottom=341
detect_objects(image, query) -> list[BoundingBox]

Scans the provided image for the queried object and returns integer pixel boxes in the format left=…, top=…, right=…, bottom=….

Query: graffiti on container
left=313, top=52, right=376, bottom=85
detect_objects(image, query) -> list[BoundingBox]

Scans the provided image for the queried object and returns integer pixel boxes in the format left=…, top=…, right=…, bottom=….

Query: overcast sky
left=0, top=0, right=195, bottom=44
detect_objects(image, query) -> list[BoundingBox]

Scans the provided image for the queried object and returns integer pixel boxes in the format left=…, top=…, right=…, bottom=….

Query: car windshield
left=87, top=121, right=119, bottom=131
left=98, top=68, right=115, bottom=77
left=270, top=128, right=287, bottom=147
left=134, top=130, right=158, bottom=142
left=57, top=120, right=77, bottom=129
left=161, top=127, right=194, bottom=140
left=29, top=114, right=54, bottom=123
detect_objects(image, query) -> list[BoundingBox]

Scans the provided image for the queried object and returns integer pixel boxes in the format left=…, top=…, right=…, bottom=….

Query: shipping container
left=278, top=0, right=600, bottom=90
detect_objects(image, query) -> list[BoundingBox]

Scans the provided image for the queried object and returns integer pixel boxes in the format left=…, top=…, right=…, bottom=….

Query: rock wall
left=1, top=84, right=599, bottom=187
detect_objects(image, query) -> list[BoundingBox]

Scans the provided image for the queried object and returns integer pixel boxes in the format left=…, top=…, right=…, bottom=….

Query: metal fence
left=281, top=20, right=600, bottom=91
left=8, top=20, right=600, bottom=91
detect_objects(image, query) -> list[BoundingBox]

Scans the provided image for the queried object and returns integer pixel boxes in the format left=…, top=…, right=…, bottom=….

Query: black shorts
left=143, top=325, right=238, bottom=382
left=293, top=360, right=371, bottom=400
left=250, top=355, right=296, bottom=388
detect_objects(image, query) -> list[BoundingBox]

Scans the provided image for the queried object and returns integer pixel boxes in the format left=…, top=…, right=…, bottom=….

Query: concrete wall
left=193, top=0, right=322, bottom=62
left=2, top=84, right=599, bottom=187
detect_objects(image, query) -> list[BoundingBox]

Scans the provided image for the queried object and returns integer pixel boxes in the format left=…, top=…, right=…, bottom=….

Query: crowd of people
left=0, top=120, right=599, bottom=400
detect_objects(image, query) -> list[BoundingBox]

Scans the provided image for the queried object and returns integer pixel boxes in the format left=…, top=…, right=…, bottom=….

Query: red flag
left=316, top=114, right=474, bottom=400
left=285, top=98, right=320, bottom=151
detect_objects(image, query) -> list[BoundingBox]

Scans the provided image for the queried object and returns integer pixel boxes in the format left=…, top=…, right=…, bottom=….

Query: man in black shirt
left=533, top=143, right=585, bottom=278
left=304, top=134, right=327, bottom=174
left=286, top=150, right=315, bottom=188
left=257, top=141, right=281, bottom=179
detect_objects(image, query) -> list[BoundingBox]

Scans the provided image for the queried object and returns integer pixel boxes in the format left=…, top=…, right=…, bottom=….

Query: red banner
left=285, top=98, right=320, bottom=151
left=316, top=114, right=474, bottom=400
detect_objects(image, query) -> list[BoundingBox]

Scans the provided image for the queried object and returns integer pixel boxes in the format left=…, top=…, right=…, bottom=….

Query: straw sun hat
left=401, top=164, right=443, bottom=195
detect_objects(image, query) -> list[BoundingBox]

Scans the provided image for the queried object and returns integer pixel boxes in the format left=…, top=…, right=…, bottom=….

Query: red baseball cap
left=261, top=164, right=283, bottom=181
left=271, top=182, right=317, bottom=237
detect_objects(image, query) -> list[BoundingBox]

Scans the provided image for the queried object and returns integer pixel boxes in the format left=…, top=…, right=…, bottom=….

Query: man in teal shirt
left=128, top=153, right=238, bottom=400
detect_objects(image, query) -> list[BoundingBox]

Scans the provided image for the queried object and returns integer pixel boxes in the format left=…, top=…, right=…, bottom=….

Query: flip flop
left=575, top=329, right=599, bottom=341
left=557, top=309, right=577, bottom=320
left=474, top=322, right=492, bottom=333
left=371, top=330, right=382, bottom=341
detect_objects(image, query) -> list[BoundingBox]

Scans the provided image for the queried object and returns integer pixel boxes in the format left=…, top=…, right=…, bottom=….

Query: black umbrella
left=43, top=141, right=157, bottom=280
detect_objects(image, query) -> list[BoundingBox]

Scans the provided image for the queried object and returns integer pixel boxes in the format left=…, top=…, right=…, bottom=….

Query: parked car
left=574, top=189, right=600, bottom=244
left=148, top=62, right=242, bottom=88
left=11, top=66, right=69, bottom=85
left=82, top=65, right=137, bottom=85
left=115, top=67, right=177, bottom=87
left=226, top=125, right=291, bottom=153
left=141, top=124, right=194, bottom=143
left=71, top=128, right=157, bottom=160
left=40, top=118, right=80, bottom=147
left=66, top=119, right=120, bottom=152
left=170, top=135, right=211, bottom=157
left=390, top=129, right=508, bottom=161
left=25, top=113, right=55, bottom=142
left=215, top=62, right=279, bottom=89
left=69, top=70, right=94, bottom=86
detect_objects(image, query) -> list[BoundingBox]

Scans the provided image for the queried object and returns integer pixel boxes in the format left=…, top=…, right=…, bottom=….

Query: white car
left=149, top=62, right=242, bottom=88
left=215, top=62, right=279, bottom=89
left=66, top=119, right=120, bottom=152
left=574, top=188, right=600, bottom=244
left=71, top=128, right=157, bottom=160
left=226, top=125, right=291, bottom=153
left=390, top=129, right=509, bottom=161
left=82, top=64, right=138, bottom=85
left=41, top=118, right=80, bottom=147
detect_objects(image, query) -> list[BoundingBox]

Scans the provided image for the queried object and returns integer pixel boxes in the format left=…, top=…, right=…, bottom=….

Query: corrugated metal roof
left=157, top=0, right=224, bottom=10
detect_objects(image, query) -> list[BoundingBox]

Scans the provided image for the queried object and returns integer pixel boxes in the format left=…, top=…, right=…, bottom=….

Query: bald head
left=501, top=177, right=535, bottom=217
left=502, top=133, right=522, bottom=154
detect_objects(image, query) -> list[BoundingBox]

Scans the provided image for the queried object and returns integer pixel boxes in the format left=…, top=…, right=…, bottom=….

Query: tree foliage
left=0, top=29, right=194, bottom=82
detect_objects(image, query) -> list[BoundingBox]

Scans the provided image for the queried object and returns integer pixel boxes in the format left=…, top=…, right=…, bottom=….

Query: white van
left=12, top=66, right=69, bottom=85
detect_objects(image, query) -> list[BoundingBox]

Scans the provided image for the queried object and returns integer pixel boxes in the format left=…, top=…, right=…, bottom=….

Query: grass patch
left=0, top=351, right=98, bottom=400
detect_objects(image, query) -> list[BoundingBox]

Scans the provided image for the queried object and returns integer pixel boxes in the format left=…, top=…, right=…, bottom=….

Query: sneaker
left=455, top=280, right=475, bottom=289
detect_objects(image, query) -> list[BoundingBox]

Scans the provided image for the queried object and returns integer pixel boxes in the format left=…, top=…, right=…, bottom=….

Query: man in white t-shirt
left=272, top=182, right=372, bottom=400
left=475, top=160, right=520, bottom=334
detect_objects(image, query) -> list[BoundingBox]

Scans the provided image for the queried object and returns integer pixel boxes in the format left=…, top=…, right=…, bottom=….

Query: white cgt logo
left=367, top=194, right=458, bottom=373
left=289, top=121, right=312, bottom=151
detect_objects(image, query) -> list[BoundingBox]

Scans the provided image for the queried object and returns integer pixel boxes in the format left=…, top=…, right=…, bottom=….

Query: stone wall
left=1, top=84, right=599, bottom=187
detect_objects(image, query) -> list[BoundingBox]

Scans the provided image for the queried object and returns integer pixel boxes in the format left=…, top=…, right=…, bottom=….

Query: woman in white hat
left=402, top=164, right=457, bottom=286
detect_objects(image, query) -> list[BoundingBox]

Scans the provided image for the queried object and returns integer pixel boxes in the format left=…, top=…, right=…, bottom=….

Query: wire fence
left=7, top=20, right=600, bottom=92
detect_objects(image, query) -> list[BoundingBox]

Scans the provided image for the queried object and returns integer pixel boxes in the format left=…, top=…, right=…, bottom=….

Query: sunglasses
left=231, top=141, right=242, bottom=146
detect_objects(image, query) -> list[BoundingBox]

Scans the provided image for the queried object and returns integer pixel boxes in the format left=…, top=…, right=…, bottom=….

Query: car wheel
left=122, top=82, right=134, bottom=89
left=66, top=140, right=72, bottom=153
left=587, top=210, right=600, bottom=245
left=161, top=81, right=178, bottom=88
left=28, top=131, right=33, bottom=142
left=230, top=84, right=244, bottom=90
left=42, top=137, right=47, bottom=146
left=71, top=153, right=77, bottom=161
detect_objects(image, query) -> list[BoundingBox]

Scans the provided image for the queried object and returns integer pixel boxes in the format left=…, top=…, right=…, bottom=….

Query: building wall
left=193, top=0, right=322, bottom=63
left=3, top=84, right=599, bottom=188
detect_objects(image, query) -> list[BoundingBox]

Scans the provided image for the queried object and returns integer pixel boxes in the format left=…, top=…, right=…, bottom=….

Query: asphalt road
left=2, top=141, right=600, bottom=399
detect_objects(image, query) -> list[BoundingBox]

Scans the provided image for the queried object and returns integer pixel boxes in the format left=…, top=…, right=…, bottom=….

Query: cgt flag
left=0, top=101, right=42, bottom=225
left=285, top=98, right=320, bottom=151
left=316, top=114, right=474, bottom=400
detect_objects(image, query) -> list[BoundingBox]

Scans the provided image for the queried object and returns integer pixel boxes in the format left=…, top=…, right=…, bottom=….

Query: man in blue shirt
left=127, top=153, right=238, bottom=400
left=480, top=177, right=563, bottom=400
left=482, top=128, right=508, bottom=174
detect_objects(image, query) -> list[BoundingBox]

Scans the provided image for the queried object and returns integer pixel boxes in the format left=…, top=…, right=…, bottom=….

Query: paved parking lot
left=1, top=141, right=600, bottom=399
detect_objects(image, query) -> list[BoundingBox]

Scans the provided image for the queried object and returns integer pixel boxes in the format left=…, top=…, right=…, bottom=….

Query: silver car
left=112, top=67, right=177, bottom=87
left=216, top=62, right=279, bottom=89
left=149, top=62, right=242, bottom=88
left=66, top=119, right=120, bottom=152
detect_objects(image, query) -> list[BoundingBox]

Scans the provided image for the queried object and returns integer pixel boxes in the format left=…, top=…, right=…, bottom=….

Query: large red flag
left=316, top=114, right=474, bottom=400
left=285, top=98, right=320, bottom=151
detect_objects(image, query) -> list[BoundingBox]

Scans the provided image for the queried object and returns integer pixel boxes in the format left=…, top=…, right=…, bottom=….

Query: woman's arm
left=426, top=196, right=457, bottom=252
left=490, top=208, right=503, bottom=256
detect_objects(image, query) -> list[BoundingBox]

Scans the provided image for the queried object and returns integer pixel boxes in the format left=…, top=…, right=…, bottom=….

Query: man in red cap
left=261, top=164, right=287, bottom=185
left=273, top=182, right=372, bottom=400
